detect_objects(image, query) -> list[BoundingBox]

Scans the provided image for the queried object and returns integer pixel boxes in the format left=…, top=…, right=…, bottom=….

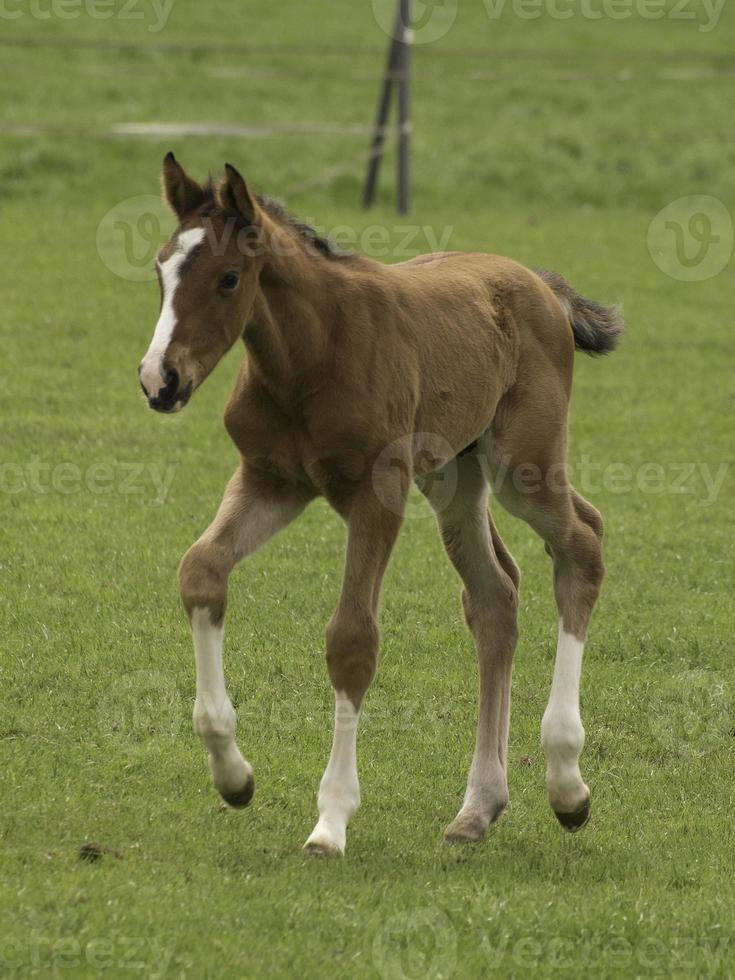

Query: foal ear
left=217, top=163, right=258, bottom=225
left=161, top=152, right=205, bottom=220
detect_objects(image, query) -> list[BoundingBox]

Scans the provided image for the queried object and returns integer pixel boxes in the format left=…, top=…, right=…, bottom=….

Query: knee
left=462, top=574, right=519, bottom=640
left=554, top=524, right=604, bottom=621
left=565, top=519, right=604, bottom=585
left=573, top=493, right=604, bottom=542
left=577, top=524, right=605, bottom=592
left=502, top=555, right=521, bottom=593
left=178, top=540, right=228, bottom=624
left=325, top=611, right=379, bottom=704
left=492, top=535, right=521, bottom=592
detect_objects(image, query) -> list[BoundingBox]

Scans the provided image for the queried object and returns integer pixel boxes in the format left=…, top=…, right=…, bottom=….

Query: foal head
left=139, top=154, right=265, bottom=413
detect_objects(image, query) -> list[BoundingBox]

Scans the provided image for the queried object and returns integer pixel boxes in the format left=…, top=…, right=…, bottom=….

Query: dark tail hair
left=534, top=268, right=624, bottom=356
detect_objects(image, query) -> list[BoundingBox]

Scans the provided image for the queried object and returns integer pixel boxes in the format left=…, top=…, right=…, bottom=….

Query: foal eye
left=219, top=273, right=239, bottom=291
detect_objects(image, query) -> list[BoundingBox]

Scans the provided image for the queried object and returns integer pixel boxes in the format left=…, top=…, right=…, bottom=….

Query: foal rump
left=534, top=268, right=624, bottom=356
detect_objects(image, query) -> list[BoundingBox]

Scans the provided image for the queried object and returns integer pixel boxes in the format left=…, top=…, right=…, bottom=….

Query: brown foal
left=138, top=155, right=623, bottom=855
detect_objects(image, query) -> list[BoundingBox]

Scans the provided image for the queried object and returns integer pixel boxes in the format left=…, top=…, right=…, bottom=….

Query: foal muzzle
left=138, top=363, right=193, bottom=413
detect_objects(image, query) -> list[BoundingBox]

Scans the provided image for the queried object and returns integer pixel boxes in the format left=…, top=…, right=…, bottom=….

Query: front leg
left=305, top=470, right=407, bottom=856
left=178, top=464, right=309, bottom=807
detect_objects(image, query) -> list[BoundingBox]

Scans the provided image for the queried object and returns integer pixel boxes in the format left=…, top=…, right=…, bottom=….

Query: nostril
left=156, top=364, right=180, bottom=406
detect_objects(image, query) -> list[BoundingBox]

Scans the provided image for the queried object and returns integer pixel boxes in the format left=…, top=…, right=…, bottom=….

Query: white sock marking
left=191, top=607, right=251, bottom=796
left=541, top=621, right=588, bottom=812
left=140, top=226, right=205, bottom=398
left=305, top=692, right=361, bottom=854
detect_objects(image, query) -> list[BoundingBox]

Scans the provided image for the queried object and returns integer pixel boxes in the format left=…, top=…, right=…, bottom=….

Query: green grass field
left=1, top=2, right=734, bottom=977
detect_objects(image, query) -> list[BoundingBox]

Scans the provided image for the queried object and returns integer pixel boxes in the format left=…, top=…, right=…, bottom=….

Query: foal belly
left=232, top=425, right=366, bottom=505
left=415, top=363, right=509, bottom=459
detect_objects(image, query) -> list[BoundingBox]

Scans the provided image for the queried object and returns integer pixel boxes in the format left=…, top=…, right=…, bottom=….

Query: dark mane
left=199, top=180, right=353, bottom=261
left=256, top=195, right=353, bottom=261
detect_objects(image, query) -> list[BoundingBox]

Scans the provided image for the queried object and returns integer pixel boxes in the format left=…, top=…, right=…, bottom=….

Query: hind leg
left=420, top=453, right=520, bottom=842
left=540, top=490, right=603, bottom=828
left=485, top=378, right=604, bottom=831
left=495, top=480, right=603, bottom=828
left=545, top=489, right=605, bottom=823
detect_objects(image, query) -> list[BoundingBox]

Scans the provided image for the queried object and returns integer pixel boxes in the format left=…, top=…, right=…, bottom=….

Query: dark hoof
left=554, top=799, right=591, bottom=833
left=220, top=776, right=255, bottom=809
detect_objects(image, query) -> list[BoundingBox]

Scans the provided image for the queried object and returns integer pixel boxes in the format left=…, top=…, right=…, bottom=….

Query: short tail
left=535, top=268, right=624, bottom=356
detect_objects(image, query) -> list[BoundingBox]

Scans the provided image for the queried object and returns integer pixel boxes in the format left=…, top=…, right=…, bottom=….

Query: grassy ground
left=1, top=2, right=734, bottom=977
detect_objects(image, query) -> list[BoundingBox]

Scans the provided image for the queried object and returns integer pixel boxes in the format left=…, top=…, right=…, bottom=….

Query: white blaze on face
left=139, top=226, right=206, bottom=399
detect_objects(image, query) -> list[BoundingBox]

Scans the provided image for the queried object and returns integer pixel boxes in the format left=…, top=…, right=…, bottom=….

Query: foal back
left=386, top=252, right=576, bottom=459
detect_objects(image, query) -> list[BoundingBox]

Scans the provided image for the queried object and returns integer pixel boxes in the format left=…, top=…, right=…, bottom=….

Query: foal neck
left=245, top=224, right=354, bottom=406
